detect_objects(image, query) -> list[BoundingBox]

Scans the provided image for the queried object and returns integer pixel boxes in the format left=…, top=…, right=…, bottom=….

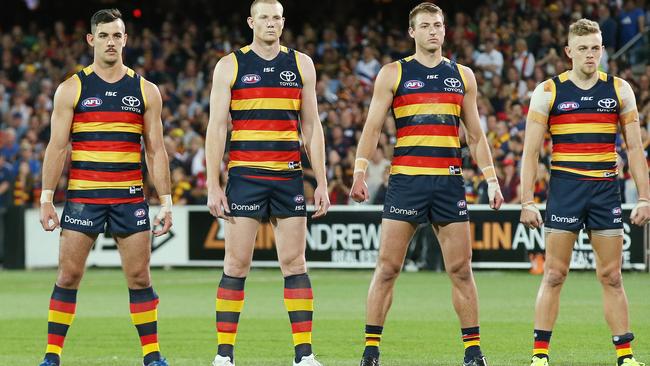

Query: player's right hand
left=520, top=202, right=543, bottom=229
left=39, top=202, right=60, bottom=231
left=208, top=185, right=230, bottom=219
left=349, top=172, right=369, bottom=203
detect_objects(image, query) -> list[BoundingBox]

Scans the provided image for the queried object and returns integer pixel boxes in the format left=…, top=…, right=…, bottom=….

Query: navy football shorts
left=382, top=174, right=469, bottom=224
left=545, top=175, right=623, bottom=231
left=226, top=168, right=306, bottom=219
left=60, top=201, right=151, bottom=235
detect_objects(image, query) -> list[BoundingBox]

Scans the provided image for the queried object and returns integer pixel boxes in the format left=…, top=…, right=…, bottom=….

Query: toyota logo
left=444, top=77, right=462, bottom=88
left=280, top=71, right=296, bottom=82
left=122, top=96, right=141, bottom=107
left=597, top=98, right=617, bottom=109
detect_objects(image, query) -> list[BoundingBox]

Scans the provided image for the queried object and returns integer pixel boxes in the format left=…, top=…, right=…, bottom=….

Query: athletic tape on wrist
left=354, top=158, right=369, bottom=174
left=40, top=189, right=54, bottom=204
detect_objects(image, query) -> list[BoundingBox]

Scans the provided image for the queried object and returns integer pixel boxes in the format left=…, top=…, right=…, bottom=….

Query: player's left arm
left=459, top=65, right=503, bottom=210
left=617, top=77, right=650, bottom=225
left=142, top=79, right=173, bottom=235
left=297, top=51, right=330, bottom=218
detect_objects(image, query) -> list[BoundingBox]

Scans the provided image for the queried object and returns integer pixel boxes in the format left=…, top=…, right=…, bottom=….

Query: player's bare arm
left=297, top=52, right=330, bottom=218
left=39, top=75, right=78, bottom=231
left=616, top=78, right=650, bottom=226
left=459, top=65, right=503, bottom=210
left=142, top=79, right=173, bottom=236
left=206, top=54, right=235, bottom=219
left=519, top=80, right=552, bottom=229
left=350, top=62, right=398, bottom=203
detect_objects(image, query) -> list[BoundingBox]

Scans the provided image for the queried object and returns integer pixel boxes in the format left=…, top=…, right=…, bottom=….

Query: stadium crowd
left=0, top=0, right=649, bottom=213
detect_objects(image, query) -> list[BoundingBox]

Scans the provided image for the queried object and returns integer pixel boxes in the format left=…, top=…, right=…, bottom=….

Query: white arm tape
left=40, top=189, right=54, bottom=204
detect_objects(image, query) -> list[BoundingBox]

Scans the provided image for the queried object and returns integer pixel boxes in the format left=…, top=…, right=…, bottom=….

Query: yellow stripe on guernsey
left=131, top=309, right=158, bottom=325
left=68, top=179, right=143, bottom=190
left=230, top=98, right=301, bottom=111
left=46, top=345, right=62, bottom=355
left=228, top=161, right=295, bottom=170
left=48, top=310, right=74, bottom=325
left=71, top=151, right=141, bottom=163
left=390, top=166, right=457, bottom=176
left=72, top=122, right=143, bottom=134
left=551, top=152, right=617, bottom=162
left=551, top=166, right=616, bottom=178
left=392, top=61, right=403, bottom=94
left=549, top=123, right=617, bottom=135
left=395, top=135, right=460, bottom=148
left=72, top=74, right=82, bottom=108
left=216, top=299, right=244, bottom=312
left=393, top=103, right=461, bottom=119
left=142, top=343, right=160, bottom=356
left=218, top=332, right=236, bottom=345
left=230, top=130, right=299, bottom=141
left=292, top=332, right=312, bottom=345
left=533, top=348, right=549, bottom=355
left=284, top=298, right=314, bottom=312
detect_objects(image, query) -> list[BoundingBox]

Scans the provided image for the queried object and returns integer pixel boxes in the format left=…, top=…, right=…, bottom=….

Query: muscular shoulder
left=614, top=76, right=639, bottom=124
left=527, top=79, right=556, bottom=125
left=53, top=74, right=81, bottom=108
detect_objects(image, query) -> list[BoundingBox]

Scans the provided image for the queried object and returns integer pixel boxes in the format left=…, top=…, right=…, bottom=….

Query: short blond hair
left=250, top=0, right=283, bottom=17
left=568, top=18, right=601, bottom=40
left=409, top=2, right=444, bottom=28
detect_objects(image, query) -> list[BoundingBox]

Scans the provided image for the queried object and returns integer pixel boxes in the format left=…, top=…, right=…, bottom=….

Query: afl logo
left=444, top=77, right=462, bottom=88
left=457, top=200, right=467, bottom=209
left=81, top=97, right=102, bottom=108
left=598, top=98, right=617, bottom=109
left=294, top=195, right=305, bottom=204
left=612, top=207, right=622, bottom=216
left=241, top=74, right=261, bottom=84
left=122, top=96, right=141, bottom=107
left=134, top=208, right=146, bottom=218
left=404, top=80, right=424, bottom=89
left=558, top=101, right=580, bottom=111
left=280, top=70, right=296, bottom=82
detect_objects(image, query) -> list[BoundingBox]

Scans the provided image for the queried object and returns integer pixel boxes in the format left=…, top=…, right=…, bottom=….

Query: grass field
left=0, top=269, right=649, bottom=366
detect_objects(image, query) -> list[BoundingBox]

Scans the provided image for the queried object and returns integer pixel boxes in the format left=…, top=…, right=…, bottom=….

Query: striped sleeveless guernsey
left=228, top=45, right=303, bottom=174
left=548, top=71, right=620, bottom=180
left=67, top=66, right=146, bottom=204
left=391, top=56, right=465, bottom=176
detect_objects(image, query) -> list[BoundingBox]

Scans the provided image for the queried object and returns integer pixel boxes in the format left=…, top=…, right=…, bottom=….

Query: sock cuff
left=284, top=273, right=311, bottom=288
left=534, top=329, right=553, bottom=341
left=462, top=326, right=480, bottom=336
left=52, top=284, right=78, bottom=302
left=365, top=325, right=383, bottom=335
left=613, top=332, right=635, bottom=345
left=128, top=287, right=158, bottom=302
left=220, top=273, right=247, bottom=290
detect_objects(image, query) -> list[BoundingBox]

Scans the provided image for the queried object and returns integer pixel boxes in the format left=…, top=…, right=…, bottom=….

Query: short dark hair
left=90, top=8, right=122, bottom=34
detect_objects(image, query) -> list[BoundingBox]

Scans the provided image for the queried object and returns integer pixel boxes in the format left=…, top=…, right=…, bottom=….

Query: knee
left=224, top=256, right=252, bottom=278
left=446, top=261, right=473, bottom=283
left=543, top=267, right=568, bottom=288
left=375, top=260, right=401, bottom=283
left=56, top=268, right=84, bottom=288
left=598, top=268, right=623, bottom=289
left=125, top=267, right=151, bottom=289
left=279, top=253, right=306, bottom=276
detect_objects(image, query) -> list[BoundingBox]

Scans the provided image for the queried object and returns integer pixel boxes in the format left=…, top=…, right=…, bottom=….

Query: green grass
left=0, top=269, right=649, bottom=366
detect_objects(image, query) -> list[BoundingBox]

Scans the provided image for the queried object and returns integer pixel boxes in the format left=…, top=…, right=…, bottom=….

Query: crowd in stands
left=1, top=0, right=649, bottom=212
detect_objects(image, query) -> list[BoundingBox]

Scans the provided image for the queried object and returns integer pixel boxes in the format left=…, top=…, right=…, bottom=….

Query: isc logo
left=580, top=96, right=593, bottom=101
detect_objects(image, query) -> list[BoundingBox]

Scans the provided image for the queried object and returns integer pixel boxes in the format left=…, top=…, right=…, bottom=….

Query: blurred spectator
left=618, top=0, right=645, bottom=49
left=599, top=5, right=618, bottom=53
left=13, top=160, right=34, bottom=207
left=513, top=38, right=535, bottom=79
left=475, top=37, right=503, bottom=80
left=499, top=159, right=520, bottom=203
left=365, top=146, right=391, bottom=199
